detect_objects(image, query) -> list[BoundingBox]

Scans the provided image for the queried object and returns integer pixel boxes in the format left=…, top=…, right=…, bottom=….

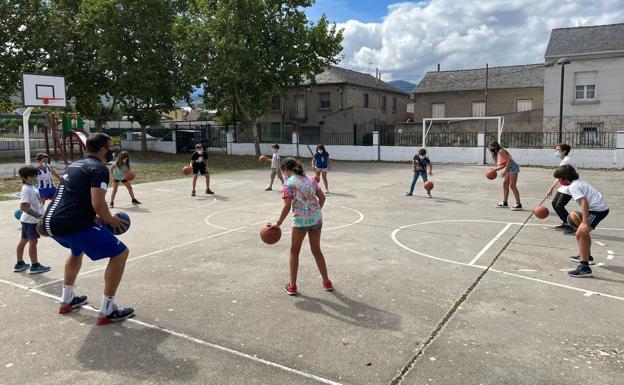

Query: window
left=318, top=92, right=331, bottom=110
left=472, top=101, right=485, bottom=117
left=295, top=95, right=306, bottom=120
left=271, top=96, right=281, bottom=112
left=381, top=96, right=387, bottom=111
left=432, top=103, right=445, bottom=118
left=392, top=97, right=397, bottom=113
left=516, top=99, right=533, bottom=112
left=577, top=122, right=603, bottom=146
left=363, top=93, right=369, bottom=108
left=574, top=71, right=597, bottom=100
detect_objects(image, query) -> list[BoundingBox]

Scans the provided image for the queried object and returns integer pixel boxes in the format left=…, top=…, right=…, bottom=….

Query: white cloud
left=336, top=0, right=624, bottom=83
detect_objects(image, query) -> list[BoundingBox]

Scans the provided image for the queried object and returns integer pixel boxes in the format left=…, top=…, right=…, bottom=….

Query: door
left=295, top=95, right=306, bottom=120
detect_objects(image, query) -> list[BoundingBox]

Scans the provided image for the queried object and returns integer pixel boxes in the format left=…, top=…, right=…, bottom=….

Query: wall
left=120, top=140, right=176, bottom=154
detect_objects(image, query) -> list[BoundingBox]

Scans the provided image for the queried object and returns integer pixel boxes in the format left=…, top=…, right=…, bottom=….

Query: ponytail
left=281, top=157, right=305, bottom=176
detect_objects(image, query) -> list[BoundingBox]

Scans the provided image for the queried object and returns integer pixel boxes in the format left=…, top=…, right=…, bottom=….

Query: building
left=412, top=64, right=544, bottom=132
left=544, top=23, right=624, bottom=135
left=256, top=66, right=409, bottom=133
left=161, top=106, right=201, bottom=122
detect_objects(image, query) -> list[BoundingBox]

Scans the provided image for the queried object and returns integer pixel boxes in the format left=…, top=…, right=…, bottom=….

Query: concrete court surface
left=0, top=161, right=622, bottom=385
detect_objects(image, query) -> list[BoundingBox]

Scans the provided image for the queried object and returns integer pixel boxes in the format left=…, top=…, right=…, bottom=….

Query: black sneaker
left=131, top=198, right=141, bottom=205
left=563, top=227, right=576, bottom=235
left=109, top=201, right=114, bottom=208
left=29, top=263, right=51, bottom=274
left=206, top=189, right=214, bottom=195
left=511, top=203, right=523, bottom=211
left=569, top=255, right=595, bottom=265
left=14, top=261, right=30, bottom=272
left=568, top=264, right=593, bottom=278
left=554, top=223, right=568, bottom=230
left=59, top=295, right=88, bottom=314
left=96, top=307, right=135, bottom=325
left=191, top=190, right=196, bottom=197
left=265, top=187, right=272, bottom=191
left=496, top=201, right=509, bottom=208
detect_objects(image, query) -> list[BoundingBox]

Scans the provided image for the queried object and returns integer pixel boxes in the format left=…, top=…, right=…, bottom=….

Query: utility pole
left=483, top=63, right=489, bottom=164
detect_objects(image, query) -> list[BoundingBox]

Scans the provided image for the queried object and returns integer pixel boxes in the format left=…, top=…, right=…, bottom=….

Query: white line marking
left=596, top=241, right=606, bottom=246
left=468, top=223, right=513, bottom=265
left=0, top=279, right=343, bottom=385
left=584, top=292, right=593, bottom=297
left=607, top=250, right=614, bottom=255
left=517, top=269, right=537, bottom=272
left=607, top=255, right=614, bottom=260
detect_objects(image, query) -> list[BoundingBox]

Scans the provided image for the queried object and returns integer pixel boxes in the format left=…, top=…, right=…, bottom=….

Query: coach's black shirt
left=44, top=156, right=109, bottom=236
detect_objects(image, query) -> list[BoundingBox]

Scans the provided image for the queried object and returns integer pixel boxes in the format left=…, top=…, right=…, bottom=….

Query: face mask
left=554, top=151, right=561, bottom=158
left=105, top=148, right=114, bottom=163
left=196, top=149, right=203, bottom=153
left=560, top=179, right=571, bottom=186
left=317, top=151, right=322, bottom=154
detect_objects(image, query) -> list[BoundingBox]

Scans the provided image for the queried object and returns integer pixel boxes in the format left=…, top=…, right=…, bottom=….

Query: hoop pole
left=422, top=119, right=426, bottom=148
left=22, top=107, right=34, bottom=164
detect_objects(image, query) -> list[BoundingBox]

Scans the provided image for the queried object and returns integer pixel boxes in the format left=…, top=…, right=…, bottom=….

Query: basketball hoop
left=42, top=97, right=64, bottom=105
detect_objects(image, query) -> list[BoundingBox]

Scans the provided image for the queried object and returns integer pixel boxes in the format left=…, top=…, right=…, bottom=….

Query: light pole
left=556, top=57, right=571, bottom=143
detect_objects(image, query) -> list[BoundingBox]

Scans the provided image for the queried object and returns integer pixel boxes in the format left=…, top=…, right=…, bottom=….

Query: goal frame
left=421, top=116, right=505, bottom=148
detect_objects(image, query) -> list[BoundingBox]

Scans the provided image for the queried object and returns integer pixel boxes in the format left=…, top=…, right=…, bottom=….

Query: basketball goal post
left=421, top=116, right=504, bottom=148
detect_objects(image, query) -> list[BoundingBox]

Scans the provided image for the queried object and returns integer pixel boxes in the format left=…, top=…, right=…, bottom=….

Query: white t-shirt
left=20, top=184, right=43, bottom=224
left=271, top=152, right=280, bottom=169
left=557, top=156, right=575, bottom=194
left=569, top=180, right=608, bottom=212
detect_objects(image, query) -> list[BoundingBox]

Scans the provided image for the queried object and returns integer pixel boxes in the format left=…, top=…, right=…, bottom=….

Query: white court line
left=0, top=278, right=343, bottom=385
left=596, top=241, right=606, bottom=246
left=392, top=220, right=624, bottom=303
left=468, top=223, right=513, bottom=265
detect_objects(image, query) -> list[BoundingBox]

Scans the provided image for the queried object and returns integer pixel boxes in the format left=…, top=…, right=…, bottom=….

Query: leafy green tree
left=187, top=0, right=343, bottom=154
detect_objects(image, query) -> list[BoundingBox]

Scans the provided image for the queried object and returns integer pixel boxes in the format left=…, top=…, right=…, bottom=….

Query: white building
left=544, top=23, right=624, bottom=139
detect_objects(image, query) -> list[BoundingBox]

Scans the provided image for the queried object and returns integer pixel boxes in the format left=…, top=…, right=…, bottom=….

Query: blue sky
left=304, top=0, right=624, bottom=83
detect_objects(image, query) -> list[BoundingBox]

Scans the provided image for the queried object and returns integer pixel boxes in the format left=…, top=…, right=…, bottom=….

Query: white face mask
left=196, top=149, right=203, bottom=153
left=317, top=150, right=322, bottom=154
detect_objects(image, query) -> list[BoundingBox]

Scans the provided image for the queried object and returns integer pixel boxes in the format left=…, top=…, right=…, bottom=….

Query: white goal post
left=421, top=116, right=504, bottom=148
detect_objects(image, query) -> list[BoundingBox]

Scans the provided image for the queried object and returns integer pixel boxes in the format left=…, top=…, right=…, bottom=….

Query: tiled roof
left=414, top=64, right=544, bottom=93
left=305, top=66, right=408, bottom=94
left=545, top=23, right=624, bottom=59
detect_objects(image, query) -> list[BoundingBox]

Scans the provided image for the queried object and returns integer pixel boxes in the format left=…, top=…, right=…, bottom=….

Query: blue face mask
left=554, top=151, right=561, bottom=158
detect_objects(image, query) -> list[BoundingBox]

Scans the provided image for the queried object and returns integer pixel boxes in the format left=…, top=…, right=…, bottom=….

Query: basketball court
left=1, top=162, right=623, bottom=385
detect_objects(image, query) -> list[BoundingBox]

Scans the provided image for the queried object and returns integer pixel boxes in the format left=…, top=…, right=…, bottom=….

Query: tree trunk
left=140, top=123, right=148, bottom=152
left=235, top=92, right=261, bottom=155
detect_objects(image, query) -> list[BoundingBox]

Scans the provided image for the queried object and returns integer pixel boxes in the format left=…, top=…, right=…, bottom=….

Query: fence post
left=478, top=133, right=485, bottom=165
left=292, top=131, right=299, bottom=157
left=226, top=129, right=234, bottom=155
left=616, top=131, right=624, bottom=169
left=373, top=131, right=380, bottom=161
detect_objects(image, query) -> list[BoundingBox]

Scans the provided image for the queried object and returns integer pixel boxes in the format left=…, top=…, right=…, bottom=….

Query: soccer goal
left=421, top=116, right=504, bottom=148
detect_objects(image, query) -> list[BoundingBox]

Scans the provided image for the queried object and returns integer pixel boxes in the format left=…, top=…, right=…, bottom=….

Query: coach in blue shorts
left=43, top=133, right=134, bottom=325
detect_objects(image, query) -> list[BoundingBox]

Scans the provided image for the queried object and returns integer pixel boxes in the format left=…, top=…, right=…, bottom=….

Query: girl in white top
left=546, top=144, right=575, bottom=233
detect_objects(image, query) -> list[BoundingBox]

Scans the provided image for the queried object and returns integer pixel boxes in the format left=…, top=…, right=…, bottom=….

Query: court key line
left=0, top=278, right=343, bottom=385
left=468, top=223, right=513, bottom=265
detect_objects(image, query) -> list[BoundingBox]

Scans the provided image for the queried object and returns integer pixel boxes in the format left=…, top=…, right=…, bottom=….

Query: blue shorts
left=52, top=225, right=127, bottom=261
left=39, top=187, right=57, bottom=200
left=293, top=224, right=322, bottom=232
left=509, top=161, right=520, bottom=174
left=21, top=222, right=40, bottom=240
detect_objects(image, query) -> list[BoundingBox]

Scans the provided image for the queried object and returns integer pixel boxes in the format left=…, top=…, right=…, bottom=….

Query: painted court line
left=468, top=223, right=513, bottom=265
left=0, top=279, right=343, bottom=385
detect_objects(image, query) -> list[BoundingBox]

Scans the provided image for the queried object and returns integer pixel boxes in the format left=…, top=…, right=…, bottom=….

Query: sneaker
left=496, top=201, right=509, bottom=208
left=511, top=203, right=523, bottom=211
left=568, top=264, right=593, bottom=278
left=206, top=189, right=214, bottom=195
left=96, top=307, right=135, bottom=325
left=109, top=201, right=114, bottom=208
left=322, top=280, right=334, bottom=291
left=28, top=263, right=51, bottom=274
left=427, top=194, right=432, bottom=199
left=14, top=261, right=30, bottom=272
left=563, top=227, right=576, bottom=235
left=131, top=198, right=141, bottom=205
left=325, top=191, right=330, bottom=195
left=265, top=187, right=272, bottom=191
left=405, top=192, right=413, bottom=196
left=191, top=190, right=196, bottom=197
left=284, top=283, right=298, bottom=296
left=569, top=255, right=595, bottom=265
left=58, top=295, right=88, bottom=314
left=554, top=223, right=568, bottom=230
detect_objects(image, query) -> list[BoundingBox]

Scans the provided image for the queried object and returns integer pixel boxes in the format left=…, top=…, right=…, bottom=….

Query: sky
left=305, top=0, right=624, bottom=83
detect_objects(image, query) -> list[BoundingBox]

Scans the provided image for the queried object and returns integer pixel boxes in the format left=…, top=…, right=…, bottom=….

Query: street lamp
left=556, top=57, right=571, bottom=143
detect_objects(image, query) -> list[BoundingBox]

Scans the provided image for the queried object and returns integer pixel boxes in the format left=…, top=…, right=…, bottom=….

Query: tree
left=0, top=0, right=46, bottom=111
left=187, top=0, right=343, bottom=155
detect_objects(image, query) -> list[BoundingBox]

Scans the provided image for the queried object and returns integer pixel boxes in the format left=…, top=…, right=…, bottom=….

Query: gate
left=174, top=124, right=228, bottom=154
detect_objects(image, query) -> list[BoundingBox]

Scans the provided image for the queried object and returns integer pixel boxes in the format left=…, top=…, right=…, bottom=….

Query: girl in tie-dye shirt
left=270, top=157, right=333, bottom=296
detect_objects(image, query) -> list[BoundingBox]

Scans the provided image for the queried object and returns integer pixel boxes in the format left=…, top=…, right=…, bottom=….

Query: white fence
left=227, top=131, right=624, bottom=169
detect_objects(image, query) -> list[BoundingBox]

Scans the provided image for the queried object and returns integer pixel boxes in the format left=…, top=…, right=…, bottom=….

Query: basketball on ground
left=533, top=205, right=549, bottom=219
left=125, top=171, right=136, bottom=181
left=486, top=169, right=497, bottom=180
left=567, top=211, right=582, bottom=228
left=259, top=155, right=269, bottom=163
left=183, top=166, right=192, bottom=175
left=424, top=181, right=434, bottom=190
left=106, top=211, right=131, bottom=235
left=260, top=224, right=281, bottom=245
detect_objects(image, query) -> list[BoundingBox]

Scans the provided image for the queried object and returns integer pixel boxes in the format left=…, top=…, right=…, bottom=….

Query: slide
left=71, top=129, right=88, bottom=150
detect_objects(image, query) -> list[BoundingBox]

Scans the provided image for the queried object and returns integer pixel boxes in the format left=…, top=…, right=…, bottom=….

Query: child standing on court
left=36, top=153, right=61, bottom=203
left=311, top=144, right=330, bottom=194
left=488, top=141, right=522, bottom=210
left=265, top=144, right=284, bottom=191
left=109, top=151, right=141, bottom=208
left=406, top=148, right=433, bottom=197
left=270, top=157, right=333, bottom=295
left=190, top=143, right=214, bottom=196
left=14, top=166, right=50, bottom=274
left=553, top=165, right=609, bottom=278
left=545, top=143, right=576, bottom=235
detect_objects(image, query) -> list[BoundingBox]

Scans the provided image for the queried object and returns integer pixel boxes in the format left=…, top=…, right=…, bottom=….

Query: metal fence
left=485, top=131, right=617, bottom=149
left=234, top=124, right=292, bottom=144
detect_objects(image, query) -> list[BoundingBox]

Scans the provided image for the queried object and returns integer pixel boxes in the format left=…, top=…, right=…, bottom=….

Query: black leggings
left=552, top=192, right=572, bottom=223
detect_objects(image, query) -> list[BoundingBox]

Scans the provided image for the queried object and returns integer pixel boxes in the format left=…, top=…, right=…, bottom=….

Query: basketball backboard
left=21, top=73, right=67, bottom=108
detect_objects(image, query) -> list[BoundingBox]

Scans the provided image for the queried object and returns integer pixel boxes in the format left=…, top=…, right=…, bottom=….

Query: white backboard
left=21, top=73, right=67, bottom=108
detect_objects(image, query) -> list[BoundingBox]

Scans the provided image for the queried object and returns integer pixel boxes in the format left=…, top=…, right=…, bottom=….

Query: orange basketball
left=533, top=205, right=549, bottom=219
left=259, top=155, right=269, bottom=163
left=486, top=169, right=497, bottom=180
left=424, top=181, right=434, bottom=190
left=182, top=166, right=192, bottom=176
left=567, top=211, right=582, bottom=228
left=125, top=171, right=136, bottom=182
left=260, top=224, right=281, bottom=245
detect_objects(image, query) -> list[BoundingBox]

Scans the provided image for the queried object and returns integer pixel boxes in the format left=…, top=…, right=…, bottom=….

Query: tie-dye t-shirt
left=282, top=175, right=323, bottom=228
